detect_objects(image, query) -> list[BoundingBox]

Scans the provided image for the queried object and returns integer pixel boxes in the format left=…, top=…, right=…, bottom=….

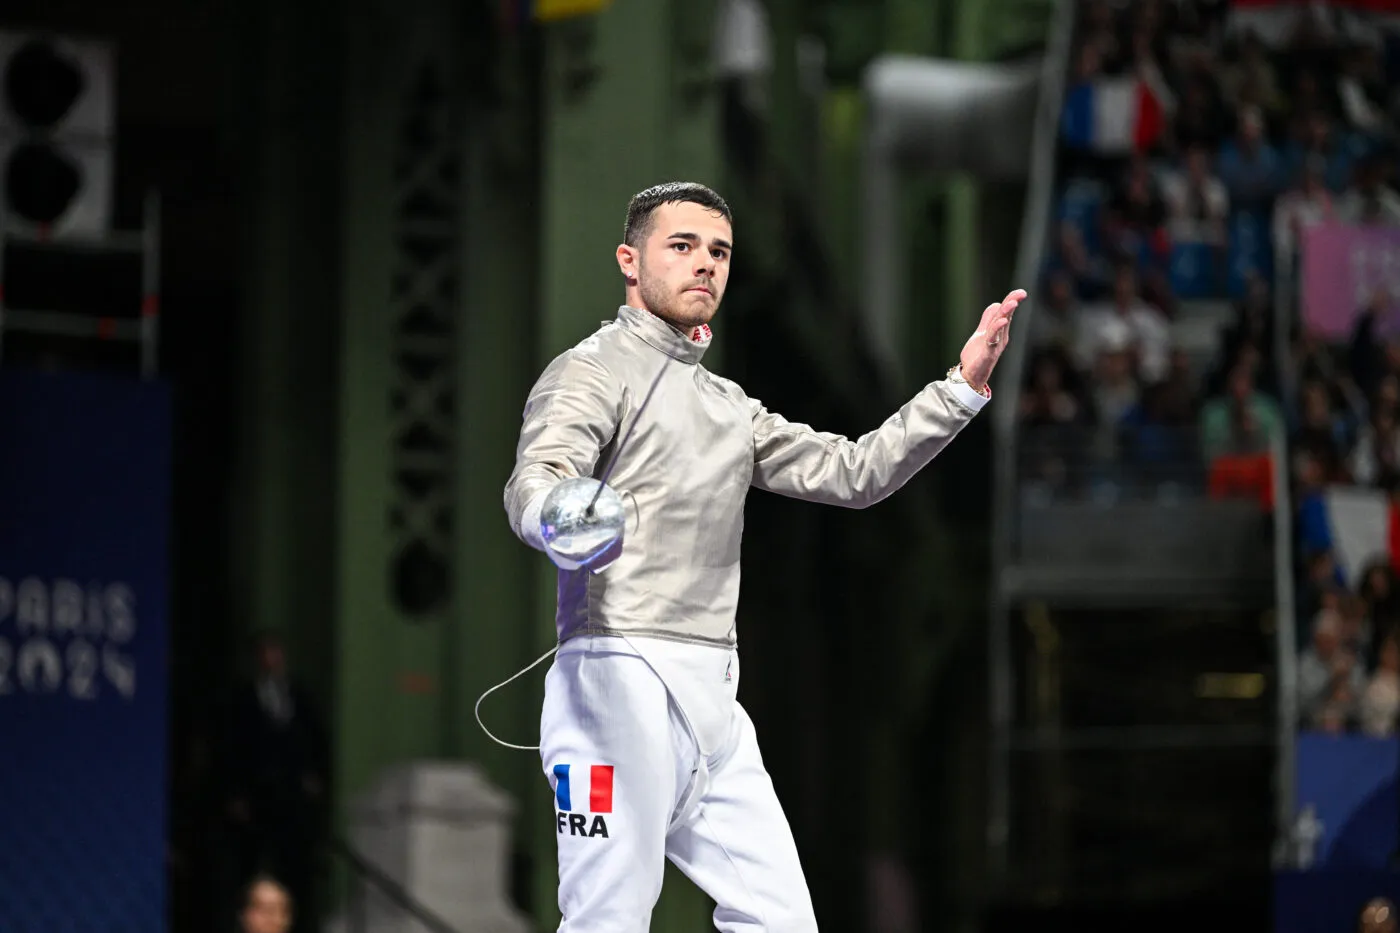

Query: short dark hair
left=243, top=873, right=291, bottom=909
left=251, top=629, right=282, bottom=651
left=623, top=182, right=732, bottom=248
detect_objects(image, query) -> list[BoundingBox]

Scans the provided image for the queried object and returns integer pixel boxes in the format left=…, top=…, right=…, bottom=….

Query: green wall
left=231, top=0, right=343, bottom=710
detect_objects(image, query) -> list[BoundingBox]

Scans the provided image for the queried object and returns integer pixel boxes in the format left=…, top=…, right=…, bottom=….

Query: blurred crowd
left=1020, top=0, right=1400, bottom=734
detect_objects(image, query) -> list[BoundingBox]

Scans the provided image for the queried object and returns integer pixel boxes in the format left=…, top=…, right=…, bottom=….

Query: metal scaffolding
left=0, top=189, right=162, bottom=379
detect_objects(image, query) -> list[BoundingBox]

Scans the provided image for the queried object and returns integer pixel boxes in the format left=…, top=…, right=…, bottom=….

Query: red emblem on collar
left=690, top=324, right=712, bottom=343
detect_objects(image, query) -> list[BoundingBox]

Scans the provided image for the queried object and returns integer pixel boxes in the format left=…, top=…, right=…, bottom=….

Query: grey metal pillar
left=859, top=54, right=1041, bottom=386
left=857, top=0, right=1077, bottom=889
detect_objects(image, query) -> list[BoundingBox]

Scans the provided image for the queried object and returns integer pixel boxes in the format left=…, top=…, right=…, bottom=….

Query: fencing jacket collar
left=615, top=304, right=713, bottom=365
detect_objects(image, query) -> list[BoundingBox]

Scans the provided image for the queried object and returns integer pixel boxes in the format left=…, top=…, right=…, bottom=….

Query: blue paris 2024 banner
left=1275, top=732, right=1400, bottom=933
left=0, top=369, right=171, bottom=932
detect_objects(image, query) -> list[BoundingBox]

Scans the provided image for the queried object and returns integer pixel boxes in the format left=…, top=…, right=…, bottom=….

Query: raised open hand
left=959, top=288, right=1026, bottom=390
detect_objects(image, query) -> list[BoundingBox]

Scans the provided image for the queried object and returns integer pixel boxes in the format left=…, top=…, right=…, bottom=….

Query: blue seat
left=1169, top=239, right=1218, bottom=299
left=1057, top=179, right=1106, bottom=254
left=1227, top=209, right=1273, bottom=297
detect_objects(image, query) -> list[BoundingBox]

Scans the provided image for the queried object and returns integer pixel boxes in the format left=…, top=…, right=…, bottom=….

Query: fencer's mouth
left=685, top=285, right=712, bottom=296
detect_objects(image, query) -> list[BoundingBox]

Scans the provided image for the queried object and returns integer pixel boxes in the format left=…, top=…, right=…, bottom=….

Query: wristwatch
left=946, top=364, right=991, bottom=398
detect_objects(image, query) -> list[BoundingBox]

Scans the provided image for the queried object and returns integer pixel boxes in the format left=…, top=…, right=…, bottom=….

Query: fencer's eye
left=673, top=242, right=690, bottom=253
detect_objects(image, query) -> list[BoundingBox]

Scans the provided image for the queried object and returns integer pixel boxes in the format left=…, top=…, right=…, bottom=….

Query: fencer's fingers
left=977, top=302, right=999, bottom=330
left=1004, top=288, right=1028, bottom=304
left=989, top=313, right=1013, bottom=347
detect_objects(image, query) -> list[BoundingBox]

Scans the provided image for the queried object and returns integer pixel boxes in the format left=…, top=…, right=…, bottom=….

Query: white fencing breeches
left=540, top=635, right=818, bottom=933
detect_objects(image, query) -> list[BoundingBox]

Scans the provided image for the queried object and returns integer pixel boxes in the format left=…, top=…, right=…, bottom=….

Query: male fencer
left=503, top=182, right=1022, bottom=931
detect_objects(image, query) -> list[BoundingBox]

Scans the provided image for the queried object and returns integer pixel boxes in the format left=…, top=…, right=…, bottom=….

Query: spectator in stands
left=1087, top=330, right=1141, bottom=471
left=1286, top=70, right=1336, bottom=130
left=1161, top=143, right=1230, bottom=245
left=1070, top=34, right=1106, bottom=86
left=1293, top=379, right=1352, bottom=481
left=1169, top=0, right=1229, bottom=45
left=1226, top=398, right=1268, bottom=455
left=1218, top=106, right=1285, bottom=213
left=1078, top=0, right=1120, bottom=69
left=1295, top=331, right=1336, bottom=386
left=1320, top=678, right=1360, bottom=733
left=1285, top=110, right=1353, bottom=194
left=1021, top=348, right=1087, bottom=428
left=1029, top=270, right=1079, bottom=352
left=1103, top=156, right=1171, bottom=271
left=1296, top=543, right=1343, bottom=650
left=1120, top=374, right=1197, bottom=470
left=1272, top=153, right=1335, bottom=262
left=1019, top=348, right=1091, bottom=493
left=1075, top=263, right=1173, bottom=384
left=1350, top=293, right=1397, bottom=405
left=1286, top=4, right=1341, bottom=72
left=1350, top=407, right=1400, bottom=486
left=1374, top=375, right=1400, bottom=441
left=1125, top=0, right=1166, bottom=38
left=1172, top=61, right=1230, bottom=151
left=241, top=875, right=293, bottom=933
left=1156, top=347, right=1199, bottom=418
left=1220, top=274, right=1278, bottom=390
left=1048, top=220, right=1111, bottom=302
left=1060, top=35, right=1116, bottom=180
left=1363, top=632, right=1400, bottom=737
left=1361, top=562, right=1400, bottom=633
left=1090, top=325, right=1140, bottom=412
left=1200, top=360, right=1285, bottom=461
left=1341, top=592, right=1374, bottom=666
left=1336, top=43, right=1393, bottom=137
left=1128, top=23, right=1177, bottom=120
left=1299, top=608, right=1364, bottom=731
left=1221, top=34, right=1284, bottom=129
left=1338, top=152, right=1400, bottom=226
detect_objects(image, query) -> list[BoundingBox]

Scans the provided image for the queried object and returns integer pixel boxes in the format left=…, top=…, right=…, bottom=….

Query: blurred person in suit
left=225, top=632, right=327, bottom=933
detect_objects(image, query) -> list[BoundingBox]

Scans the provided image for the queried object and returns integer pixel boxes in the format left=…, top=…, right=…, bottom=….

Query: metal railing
left=328, top=835, right=460, bottom=933
left=1270, top=428, right=1300, bottom=869
left=987, top=0, right=1078, bottom=882
left=1014, top=422, right=1217, bottom=506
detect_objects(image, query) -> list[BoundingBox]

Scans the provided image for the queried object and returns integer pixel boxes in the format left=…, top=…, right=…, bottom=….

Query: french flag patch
left=553, top=763, right=614, bottom=813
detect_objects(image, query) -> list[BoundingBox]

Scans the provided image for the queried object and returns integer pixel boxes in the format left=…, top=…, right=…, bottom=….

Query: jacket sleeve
left=748, top=378, right=989, bottom=508
left=504, top=350, right=625, bottom=550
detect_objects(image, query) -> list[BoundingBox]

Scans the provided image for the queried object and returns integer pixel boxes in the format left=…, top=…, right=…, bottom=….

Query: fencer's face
left=619, top=201, right=732, bottom=329
left=242, top=882, right=291, bottom=933
left=256, top=640, right=286, bottom=677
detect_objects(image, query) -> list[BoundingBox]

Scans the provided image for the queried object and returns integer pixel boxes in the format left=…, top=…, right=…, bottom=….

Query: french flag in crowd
left=1060, top=77, right=1166, bottom=155
left=553, top=763, right=614, bottom=813
left=1299, top=486, right=1400, bottom=586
